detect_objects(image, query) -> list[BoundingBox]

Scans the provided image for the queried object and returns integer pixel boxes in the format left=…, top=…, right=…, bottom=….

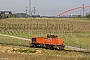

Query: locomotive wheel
left=50, top=46, right=54, bottom=50
left=45, top=45, right=49, bottom=49
left=40, top=44, right=44, bottom=48
left=33, top=44, right=36, bottom=48
left=30, top=43, right=34, bottom=47
left=30, top=44, right=36, bottom=48
left=49, top=46, right=54, bottom=50
left=59, top=46, right=64, bottom=50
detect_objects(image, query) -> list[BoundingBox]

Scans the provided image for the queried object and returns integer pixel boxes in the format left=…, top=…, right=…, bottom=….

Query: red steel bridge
left=57, top=6, right=90, bottom=17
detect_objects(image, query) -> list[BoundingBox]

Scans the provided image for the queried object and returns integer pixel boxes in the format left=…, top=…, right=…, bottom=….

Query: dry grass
left=0, top=45, right=90, bottom=60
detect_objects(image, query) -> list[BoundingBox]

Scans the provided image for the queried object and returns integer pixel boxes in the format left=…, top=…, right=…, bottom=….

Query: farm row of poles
left=0, top=22, right=73, bottom=37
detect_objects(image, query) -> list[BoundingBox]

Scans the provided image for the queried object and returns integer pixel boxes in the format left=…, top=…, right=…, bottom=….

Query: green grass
left=62, top=32, right=90, bottom=49
left=0, top=36, right=30, bottom=46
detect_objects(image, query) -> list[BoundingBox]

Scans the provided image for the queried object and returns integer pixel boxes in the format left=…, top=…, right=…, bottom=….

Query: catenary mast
left=29, top=0, right=31, bottom=17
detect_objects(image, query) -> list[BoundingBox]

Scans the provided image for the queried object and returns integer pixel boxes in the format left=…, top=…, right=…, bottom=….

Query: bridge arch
left=57, top=6, right=90, bottom=17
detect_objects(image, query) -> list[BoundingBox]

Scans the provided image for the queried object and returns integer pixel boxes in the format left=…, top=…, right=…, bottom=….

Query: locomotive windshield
left=32, top=38, right=36, bottom=43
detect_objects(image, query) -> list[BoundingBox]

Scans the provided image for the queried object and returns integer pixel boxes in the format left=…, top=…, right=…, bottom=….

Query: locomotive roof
left=32, top=37, right=46, bottom=38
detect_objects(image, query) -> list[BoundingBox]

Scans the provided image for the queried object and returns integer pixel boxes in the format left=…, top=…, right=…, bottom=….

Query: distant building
left=0, top=11, right=12, bottom=19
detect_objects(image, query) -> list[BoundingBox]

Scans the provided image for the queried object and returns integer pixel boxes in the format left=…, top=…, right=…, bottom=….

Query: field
left=0, top=18, right=90, bottom=60
left=0, top=18, right=90, bottom=49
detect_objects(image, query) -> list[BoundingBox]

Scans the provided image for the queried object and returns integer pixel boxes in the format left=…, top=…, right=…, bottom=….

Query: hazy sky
left=0, top=0, right=90, bottom=16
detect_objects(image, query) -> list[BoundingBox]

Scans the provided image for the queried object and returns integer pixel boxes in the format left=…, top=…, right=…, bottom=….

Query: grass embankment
left=0, top=36, right=30, bottom=46
left=0, top=45, right=90, bottom=60
left=0, top=32, right=90, bottom=49
left=62, top=32, right=90, bottom=49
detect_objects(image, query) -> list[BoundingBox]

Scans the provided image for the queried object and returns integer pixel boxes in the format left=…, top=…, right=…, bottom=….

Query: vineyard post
left=62, top=24, right=64, bottom=37
left=28, top=24, right=30, bottom=38
left=87, top=46, right=88, bottom=50
left=37, top=20, right=39, bottom=36
left=17, top=39, right=18, bottom=46
left=80, top=44, right=81, bottom=51
left=6, top=38, right=8, bottom=45
left=30, top=24, right=31, bottom=38
left=13, top=39, right=14, bottom=45
left=46, top=21, right=48, bottom=34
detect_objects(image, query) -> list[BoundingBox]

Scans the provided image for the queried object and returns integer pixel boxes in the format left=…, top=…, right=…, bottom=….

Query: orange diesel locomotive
left=30, top=34, right=65, bottom=50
